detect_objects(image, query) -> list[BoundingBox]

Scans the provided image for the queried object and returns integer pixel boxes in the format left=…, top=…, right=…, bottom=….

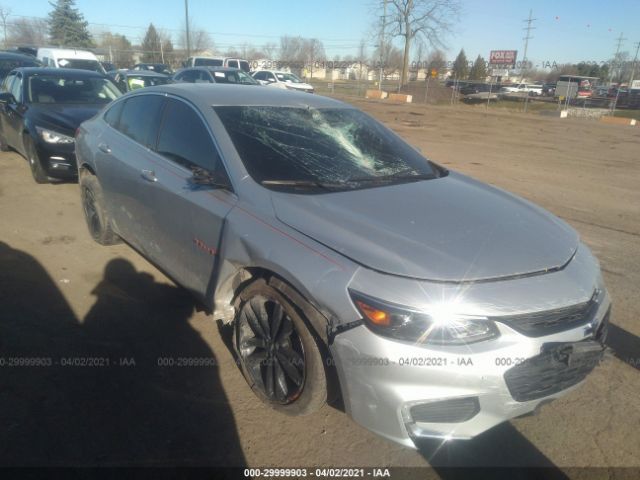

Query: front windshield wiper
left=261, top=179, right=349, bottom=191
left=346, top=170, right=437, bottom=185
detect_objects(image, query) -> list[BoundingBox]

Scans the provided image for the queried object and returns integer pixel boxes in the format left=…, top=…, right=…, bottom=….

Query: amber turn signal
left=355, top=300, right=391, bottom=326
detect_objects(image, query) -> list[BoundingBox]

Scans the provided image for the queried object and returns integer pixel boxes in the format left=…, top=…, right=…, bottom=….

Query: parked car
left=0, top=68, right=121, bottom=183
left=251, top=70, right=314, bottom=93
left=0, top=51, right=41, bottom=82
left=501, top=83, right=543, bottom=96
left=112, top=70, right=171, bottom=92
left=133, top=63, right=174, bottom=75
left=75, top=84, right=610, bottom=448
left=100, top=61, right=116, bottom=73
left=172, top=67, right=259, bottom=85
left=542, top=83, right=556, bottom=96
left=37, top=48, right=106, bottom=74
left=183, top=56, right=250, bottom=72
left=459, top=83, right=495, bottom=95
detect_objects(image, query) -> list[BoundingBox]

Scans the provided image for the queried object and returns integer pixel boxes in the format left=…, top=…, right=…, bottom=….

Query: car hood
left=271, top=172, right=579, bottom=282
left=285, top=82, right=313, bottom=90
left=27, top=103, right=105, bottom=134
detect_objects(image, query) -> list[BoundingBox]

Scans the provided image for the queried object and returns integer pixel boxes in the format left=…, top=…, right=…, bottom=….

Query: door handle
left=98, top=142, right=111, bottom=154
left=140, top=169, right=157, bottom=183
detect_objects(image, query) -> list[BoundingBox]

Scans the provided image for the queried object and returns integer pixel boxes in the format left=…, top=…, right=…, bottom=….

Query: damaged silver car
left=75, top=84, right=610, bottom=448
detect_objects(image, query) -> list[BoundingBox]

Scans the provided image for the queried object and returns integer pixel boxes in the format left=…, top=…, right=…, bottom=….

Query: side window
left=253, top=71, right=264, bottom=80
left=156, top=99, right=222, bottom=172
left=228, top=59, right=239, bottom=68
left=266, top=72, right=276, bottom=82
left=103, top=100, right=125, bottom=129
left=117, top=95, right=166, bottom=148
left=182, top=70, right=197, bottom=83
left=195, top=70, right=210, bottom=83
left=10, top=74, right=22, bottom=102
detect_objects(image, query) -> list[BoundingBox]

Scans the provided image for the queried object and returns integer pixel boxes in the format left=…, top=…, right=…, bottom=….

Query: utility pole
left=629, top=41, right=640, bottom=87
left=521, top=9, right=536, bottom=80
left=184, top=0, right=191, bottom=58
left=378, top=0, right=387, bottom=91
left=609, top=32, right=626, bottom=84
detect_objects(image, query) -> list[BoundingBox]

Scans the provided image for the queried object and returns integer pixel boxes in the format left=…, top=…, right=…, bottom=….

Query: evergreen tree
left=468, top=55, right=487, bottom=80
left=452, top=49, right=468, bottom=79
left=48, top=0, right=94, bottom=48
left=141, top=23, right=161, bottom=63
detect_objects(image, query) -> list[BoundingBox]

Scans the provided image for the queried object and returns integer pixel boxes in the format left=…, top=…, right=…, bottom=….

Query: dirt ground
left=0, top=97, right=639, bottom=476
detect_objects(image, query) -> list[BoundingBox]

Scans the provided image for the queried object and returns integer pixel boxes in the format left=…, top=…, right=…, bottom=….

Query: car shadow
left=606, top=323, right=640, bottom=371
left=415, top=422, right=569, bottom=479
left=0, top=242, right=245, bottom=467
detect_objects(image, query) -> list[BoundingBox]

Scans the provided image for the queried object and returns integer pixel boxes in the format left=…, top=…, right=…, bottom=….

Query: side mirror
left=0, top=92, right=16, bottom=104
left=189, top=166, right=231, bottom=190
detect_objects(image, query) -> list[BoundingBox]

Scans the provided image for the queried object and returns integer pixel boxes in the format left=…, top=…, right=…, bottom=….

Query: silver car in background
left=75, top=84, right=610, bottom=448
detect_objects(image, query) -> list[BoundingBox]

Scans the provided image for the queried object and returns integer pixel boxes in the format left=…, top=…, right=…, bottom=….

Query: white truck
left=37, top=48, right=105, bottom=74
left=500, top=83, right=543, bottom=96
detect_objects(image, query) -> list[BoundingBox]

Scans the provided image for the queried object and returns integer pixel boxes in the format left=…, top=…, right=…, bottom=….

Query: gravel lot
left=1, top=98, right=638, bottom=476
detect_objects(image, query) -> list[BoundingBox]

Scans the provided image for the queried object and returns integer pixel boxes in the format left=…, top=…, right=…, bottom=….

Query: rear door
left=4, top=72, right=25, bottom=153
left=143, top=96, right=236, bottom=300
left=94, top=94, right=166, bottom=252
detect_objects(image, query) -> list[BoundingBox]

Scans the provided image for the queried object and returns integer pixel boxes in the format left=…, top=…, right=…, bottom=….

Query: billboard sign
left=490, top=50, right=518, bottom=67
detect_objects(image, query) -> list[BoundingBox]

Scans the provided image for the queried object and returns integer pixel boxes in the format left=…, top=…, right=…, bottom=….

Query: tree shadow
left=415, top=421, right=569, bottom=479
left=0, top=242, right=245, bottom=467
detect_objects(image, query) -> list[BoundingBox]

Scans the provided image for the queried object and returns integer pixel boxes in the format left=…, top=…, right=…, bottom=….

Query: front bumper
left=34, top=141, right=77, bottom=179
left=330, top=287, right=610, bottom=448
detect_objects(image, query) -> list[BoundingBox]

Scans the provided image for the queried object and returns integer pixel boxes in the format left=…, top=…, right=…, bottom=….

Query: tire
left=79, top=171, right=120, bottom=245
left=25, top=138, right=48, bottom=184
left=233, top=278, right=328, bottom=416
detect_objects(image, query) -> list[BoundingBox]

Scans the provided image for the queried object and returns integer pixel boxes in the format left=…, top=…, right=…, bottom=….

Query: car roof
left=182, top=66, right=243, bottom=72
left=120, top=69, right=168, bottom=77
left=136, top=83, right=350, bottom=108
left=13, top=67, right=107, bottom=78
left=0, top=51, right=40, bottom=61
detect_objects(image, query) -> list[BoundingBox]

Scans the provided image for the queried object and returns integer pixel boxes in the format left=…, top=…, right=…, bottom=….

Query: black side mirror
left=0, top=92, right=16, bottom=104
left=189, top=166, right=231, bottom=190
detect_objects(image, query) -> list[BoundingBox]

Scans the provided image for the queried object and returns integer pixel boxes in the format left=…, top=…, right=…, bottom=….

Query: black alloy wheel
left=236, top=294, right=306, bottom=404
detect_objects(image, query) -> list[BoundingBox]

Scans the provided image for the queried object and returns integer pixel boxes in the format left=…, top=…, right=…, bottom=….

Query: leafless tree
left=262, top=42, right=277, bottom=59
left=381, top=0, right=460, bottom=85
left=178, top=18, right=213, bottom=54
left=8, top=17, right=48, bottom=46
left=0, top=6, right=10, bottom=48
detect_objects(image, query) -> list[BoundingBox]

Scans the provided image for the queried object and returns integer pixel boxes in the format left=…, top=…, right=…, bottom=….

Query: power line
left=609, top=32, right=627, bottom=83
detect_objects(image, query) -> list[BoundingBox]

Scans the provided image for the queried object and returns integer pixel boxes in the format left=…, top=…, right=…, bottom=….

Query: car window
left=180, top=70, right=197, bottom=83
left=2, top=71, right=16, bottom=92
left=228, top=60, right=239, bottom=68
left=253, top=71, right=265, bottom=80
left=239, top=61, right=250, bottom=72
left=27, top=75, right=120, bottom=104
left=156, top=98, right=222, bottom=172
left=10, top=73, right=22, bottom=102
left=117, top=95, right=166, bottom=148
left=214, top=106, right=439, bottom=191
left=266, top=72, right=276, bottom=82
left=195, top=70, right=211, bottom=83
left=103, top=100, right=125, bottom=129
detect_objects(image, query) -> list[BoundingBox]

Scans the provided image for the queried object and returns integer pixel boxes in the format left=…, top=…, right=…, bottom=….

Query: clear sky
left=3, top=0, right=640, bottom=65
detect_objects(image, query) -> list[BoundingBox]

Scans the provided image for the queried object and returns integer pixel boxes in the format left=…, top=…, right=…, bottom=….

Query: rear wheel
left=80, top=171, right=120, bottom=245
left=25, top=138, right=48, bottom=183
left=234, top=279, right=328, bottom=415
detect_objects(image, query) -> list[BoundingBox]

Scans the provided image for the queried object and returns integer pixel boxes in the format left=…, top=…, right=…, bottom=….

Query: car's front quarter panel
left=330, top=243, right=610, bottom=447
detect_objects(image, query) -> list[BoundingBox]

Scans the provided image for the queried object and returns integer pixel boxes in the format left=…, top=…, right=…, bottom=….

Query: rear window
left=214, top=106, right=438, bottom=190
left=194, top=58, right=223, bottom=67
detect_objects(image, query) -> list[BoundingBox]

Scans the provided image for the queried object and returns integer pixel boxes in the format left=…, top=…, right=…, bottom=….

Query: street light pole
left=185, top=0, right=191, bottom=58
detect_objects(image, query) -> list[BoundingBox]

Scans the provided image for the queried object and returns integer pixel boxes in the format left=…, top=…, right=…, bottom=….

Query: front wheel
left=25, top=138, right=48, bottom=183
left=234, top=279, right=328, bottom=415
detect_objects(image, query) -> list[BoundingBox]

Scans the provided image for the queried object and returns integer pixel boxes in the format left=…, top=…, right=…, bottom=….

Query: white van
left=183, top=56, right=250, bottom=72
left=37, top=48, right=106, bottom=74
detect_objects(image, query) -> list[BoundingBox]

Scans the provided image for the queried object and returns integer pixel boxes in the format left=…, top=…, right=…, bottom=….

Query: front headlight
left=349, top=290, right=499, bottom=345
left=36, top=127, right=74, bottom=144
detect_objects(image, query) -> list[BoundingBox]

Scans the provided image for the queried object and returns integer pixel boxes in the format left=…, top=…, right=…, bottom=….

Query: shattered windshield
left=214, top=106, right=441, bottom=192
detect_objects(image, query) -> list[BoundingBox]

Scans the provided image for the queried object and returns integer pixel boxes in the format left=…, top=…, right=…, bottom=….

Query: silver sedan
left=75, top=84, right=610, bottom=448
